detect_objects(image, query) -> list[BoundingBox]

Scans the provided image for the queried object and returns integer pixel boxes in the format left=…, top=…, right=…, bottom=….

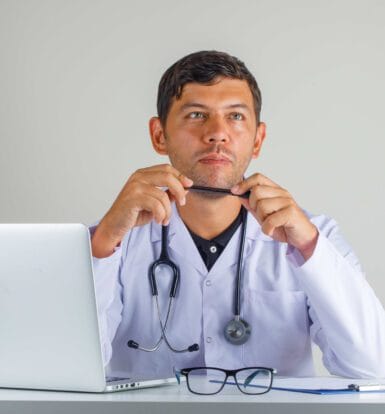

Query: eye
left=230, top=112, right=245, bottom=121
left=188, top=111, right=206, bottom=119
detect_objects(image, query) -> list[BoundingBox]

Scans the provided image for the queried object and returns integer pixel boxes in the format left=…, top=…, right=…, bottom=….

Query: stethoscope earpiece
left=188, top=344, right=200, bottom=352
left=127, top=340, right=139, bottom=349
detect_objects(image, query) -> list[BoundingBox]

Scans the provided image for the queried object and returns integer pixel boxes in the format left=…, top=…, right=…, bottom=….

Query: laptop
left=0, top=223, right=178, bottom=393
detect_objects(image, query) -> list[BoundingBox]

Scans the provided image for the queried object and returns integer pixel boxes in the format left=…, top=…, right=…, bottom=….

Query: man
left=90, top=50, right=385, bottom=379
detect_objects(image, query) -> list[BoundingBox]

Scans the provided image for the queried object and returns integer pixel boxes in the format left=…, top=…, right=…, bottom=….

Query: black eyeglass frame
left=175, top=366, right=277, bottom=395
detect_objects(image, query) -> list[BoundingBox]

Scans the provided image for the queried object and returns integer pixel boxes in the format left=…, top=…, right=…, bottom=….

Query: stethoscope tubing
left=234, top=207, right=247, bottom=317
left=128, top=201, right=250, bottom=352
left=131, top=297, right=173, bottom=352
left=128, top=224, right=198, bottom=353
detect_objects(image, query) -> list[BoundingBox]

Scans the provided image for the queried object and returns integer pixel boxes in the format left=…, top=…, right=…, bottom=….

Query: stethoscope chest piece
left=224, top=317, right=251, bottom=345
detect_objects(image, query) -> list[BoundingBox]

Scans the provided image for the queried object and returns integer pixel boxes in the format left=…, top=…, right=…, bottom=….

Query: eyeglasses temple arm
left=243, top=370, right=259, bottom=388
left=173, top=367, right=181, bottom=385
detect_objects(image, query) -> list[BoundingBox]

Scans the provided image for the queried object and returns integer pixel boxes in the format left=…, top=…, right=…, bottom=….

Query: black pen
left=185, top=185, right=250, bottom=199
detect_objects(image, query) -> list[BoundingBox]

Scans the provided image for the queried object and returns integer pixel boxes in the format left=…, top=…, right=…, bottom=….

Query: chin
left=187, top=164, right=243, bottom=189
left=193, top=175, right=238, bottom=189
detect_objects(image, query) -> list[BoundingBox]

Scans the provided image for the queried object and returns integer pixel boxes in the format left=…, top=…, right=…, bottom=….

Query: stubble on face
left=165, top=134, right=256, bottom=198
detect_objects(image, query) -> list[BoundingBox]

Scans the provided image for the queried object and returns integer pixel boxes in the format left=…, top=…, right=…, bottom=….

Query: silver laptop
left=0, top=223, right=177, bottom=393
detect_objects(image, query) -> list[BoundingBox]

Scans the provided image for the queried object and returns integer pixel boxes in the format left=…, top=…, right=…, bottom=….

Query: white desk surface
left=1, top=376, right=385, bottom=414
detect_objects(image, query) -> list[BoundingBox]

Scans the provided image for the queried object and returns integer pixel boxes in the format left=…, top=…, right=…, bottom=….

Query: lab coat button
left=206, top=337, right=213, bottom=343
left=209, top=245, right=217, bottom=253
left=205, top=280, right=212, bottom=286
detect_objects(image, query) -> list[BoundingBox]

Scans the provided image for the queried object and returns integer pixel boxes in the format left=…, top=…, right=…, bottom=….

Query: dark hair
left=157, top=50, right=262, bottom=127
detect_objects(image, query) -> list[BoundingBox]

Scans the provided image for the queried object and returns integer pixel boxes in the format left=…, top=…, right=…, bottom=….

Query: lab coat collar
left=150, top=203, right=273, bottom=276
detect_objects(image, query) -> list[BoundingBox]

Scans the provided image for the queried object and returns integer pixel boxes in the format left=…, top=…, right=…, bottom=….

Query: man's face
left=153, top=76, right=265, bottom=189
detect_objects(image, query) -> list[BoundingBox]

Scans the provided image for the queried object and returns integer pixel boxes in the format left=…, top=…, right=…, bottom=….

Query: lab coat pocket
left=242, top=289, right=311, bottom=373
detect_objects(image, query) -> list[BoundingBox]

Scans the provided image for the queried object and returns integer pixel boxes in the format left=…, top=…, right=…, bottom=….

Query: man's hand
left=91, top=164, right=193, bottom=258
left=231, top=173, right=319, bottom=261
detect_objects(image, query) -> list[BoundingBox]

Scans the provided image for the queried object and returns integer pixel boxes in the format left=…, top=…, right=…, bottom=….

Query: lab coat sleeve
left=286, top=215, right=385, bottom=378
left=89, top=223, right=124, bottom=367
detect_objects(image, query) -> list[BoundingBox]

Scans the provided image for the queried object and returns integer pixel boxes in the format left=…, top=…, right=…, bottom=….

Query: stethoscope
left=127, top=189, right=251, bottom=354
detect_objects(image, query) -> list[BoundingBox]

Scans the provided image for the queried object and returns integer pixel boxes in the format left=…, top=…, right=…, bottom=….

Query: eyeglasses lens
left=235, top=368, right=272, bottom=394
left=187, top=368, right=227, bottom=395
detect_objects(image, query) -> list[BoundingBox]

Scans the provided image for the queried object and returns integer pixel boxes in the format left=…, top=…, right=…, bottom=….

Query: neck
left=176, top=192, right=242, bottom=240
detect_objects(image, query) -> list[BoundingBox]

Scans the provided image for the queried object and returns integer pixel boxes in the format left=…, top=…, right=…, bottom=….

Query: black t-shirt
left=186, top=209, right=243, bottom=271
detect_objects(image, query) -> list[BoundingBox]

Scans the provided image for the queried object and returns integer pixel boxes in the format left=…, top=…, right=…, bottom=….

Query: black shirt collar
left=186, top=208, right=244, bottom=270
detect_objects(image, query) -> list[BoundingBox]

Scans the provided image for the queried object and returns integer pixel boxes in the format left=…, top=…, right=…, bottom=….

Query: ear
left=251, top=121, right=266, bottom=159
left=149, top=117, right=168, bottom=155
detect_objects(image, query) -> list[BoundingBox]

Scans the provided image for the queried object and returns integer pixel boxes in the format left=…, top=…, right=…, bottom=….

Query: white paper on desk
left=273, top=376, right=385, bottom=390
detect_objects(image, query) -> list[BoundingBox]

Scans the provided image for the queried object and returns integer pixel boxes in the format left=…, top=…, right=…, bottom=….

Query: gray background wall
left=1, top=0, right=384, bottom=375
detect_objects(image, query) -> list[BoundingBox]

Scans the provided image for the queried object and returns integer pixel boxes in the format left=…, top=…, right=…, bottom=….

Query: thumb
left=239, top=197, right=251, bottom=212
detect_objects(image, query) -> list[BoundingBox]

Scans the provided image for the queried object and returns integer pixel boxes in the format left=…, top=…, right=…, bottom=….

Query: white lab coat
left=90, top=203, right=385, bottom=379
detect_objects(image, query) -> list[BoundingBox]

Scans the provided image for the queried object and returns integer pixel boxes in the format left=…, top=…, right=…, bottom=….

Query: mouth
left=198, top=153, right=232, bottom=165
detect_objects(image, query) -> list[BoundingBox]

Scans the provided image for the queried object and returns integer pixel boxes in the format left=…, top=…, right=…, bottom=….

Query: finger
left=134, top=169, right=193, bottom=206
left=135, top=164, right=194, bottom=188
left=240, top=198, right=291, bottom=243
left=261, top=207, right=292, bottom=239
left=138, top=194, right=166, bottom=224
left=248, top=185, right=290, bottom=210
left=239, top=197, right=252, bottom=212
left=149, top=187, right=173, bottom=225
left=253, top=197, right=294, bottom=223
left=231, top=173, right=281, bottom=195
left=136, top=185, right=172, bottom=225
left=166, top=189, right=176, bottom=204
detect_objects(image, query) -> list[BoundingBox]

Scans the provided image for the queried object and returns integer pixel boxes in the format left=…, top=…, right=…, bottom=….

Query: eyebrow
left=179, top=102, right=251, bottom=113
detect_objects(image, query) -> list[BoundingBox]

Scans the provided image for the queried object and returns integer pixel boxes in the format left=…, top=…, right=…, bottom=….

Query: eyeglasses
left=174, top=366, right=276, bottom=395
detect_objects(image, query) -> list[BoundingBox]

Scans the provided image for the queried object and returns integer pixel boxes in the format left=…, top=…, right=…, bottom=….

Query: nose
left=202, top=115, right=230, bottom=144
